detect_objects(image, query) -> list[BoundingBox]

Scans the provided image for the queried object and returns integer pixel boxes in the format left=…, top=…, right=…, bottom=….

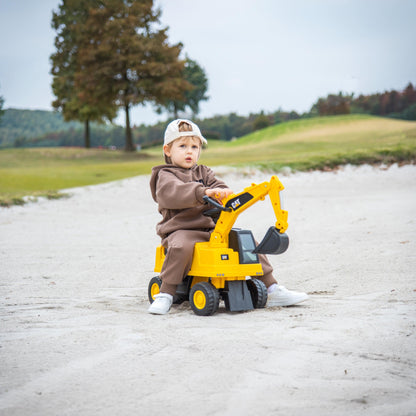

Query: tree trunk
left=84, top=119, right=91, bottom=148
left=124, top=103, right=135, bottom=151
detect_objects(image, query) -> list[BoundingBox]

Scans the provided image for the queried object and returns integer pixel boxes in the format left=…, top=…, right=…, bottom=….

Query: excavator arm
left=207, top=175, right=288, bottom=250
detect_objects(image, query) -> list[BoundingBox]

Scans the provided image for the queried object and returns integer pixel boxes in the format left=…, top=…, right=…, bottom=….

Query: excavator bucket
left=253, top=226, right=289, bottom=255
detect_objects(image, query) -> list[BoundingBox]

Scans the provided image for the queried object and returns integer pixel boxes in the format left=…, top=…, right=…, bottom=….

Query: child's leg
left=159, top=230, right=211, bottom=296
left=256, top=253, right=278, bottom=288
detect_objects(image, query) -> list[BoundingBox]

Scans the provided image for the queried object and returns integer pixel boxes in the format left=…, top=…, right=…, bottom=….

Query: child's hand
left=205, top=188, right=234, bottom=204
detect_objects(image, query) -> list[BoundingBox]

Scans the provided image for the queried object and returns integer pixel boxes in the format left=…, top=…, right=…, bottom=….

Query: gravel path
left=1, top=164, right=415, bottom=416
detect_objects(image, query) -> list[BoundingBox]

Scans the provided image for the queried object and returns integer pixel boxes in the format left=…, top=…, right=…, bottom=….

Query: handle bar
left=203, top=195, right=232, bottom=212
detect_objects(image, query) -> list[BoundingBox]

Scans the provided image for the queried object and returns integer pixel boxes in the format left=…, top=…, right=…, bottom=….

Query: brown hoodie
left=150, top=164, right=229, bottom=239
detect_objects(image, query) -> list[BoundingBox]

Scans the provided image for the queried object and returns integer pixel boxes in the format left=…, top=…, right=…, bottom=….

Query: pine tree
left=76, top=0, right=188, bottom=151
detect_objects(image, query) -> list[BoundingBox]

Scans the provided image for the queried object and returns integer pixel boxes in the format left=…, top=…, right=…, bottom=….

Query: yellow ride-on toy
left=148, top=175, right=289, bottom=316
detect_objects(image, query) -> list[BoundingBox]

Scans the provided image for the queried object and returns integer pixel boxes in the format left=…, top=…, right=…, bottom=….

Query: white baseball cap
left=163, top=119, right=207, bottom=147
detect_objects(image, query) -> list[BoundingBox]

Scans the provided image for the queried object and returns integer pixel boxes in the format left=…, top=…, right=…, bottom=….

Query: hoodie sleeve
left=203, top=166, right=229, bottom=189
left=155, top=170, right=207, bottom=209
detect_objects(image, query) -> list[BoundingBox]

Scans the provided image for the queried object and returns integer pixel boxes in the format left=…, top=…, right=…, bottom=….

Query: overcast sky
left=0, top=0, right=415, bottom=126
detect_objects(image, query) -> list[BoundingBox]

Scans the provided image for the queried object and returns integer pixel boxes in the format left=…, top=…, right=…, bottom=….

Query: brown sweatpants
left=159, top=229, right=277, bottom=296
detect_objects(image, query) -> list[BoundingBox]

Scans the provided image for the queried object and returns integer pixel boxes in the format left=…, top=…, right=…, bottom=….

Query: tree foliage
left=182, top=57, right=209, bottom=116
left=253, top=111, right=271, bottom=131
left=352, top=82, right=416, bottom=118
left=50, top=0, right=117, bottom=148
left=0, top=94, right=4, bottom=123
left=311, top=92, right=353, bottom=116
left=75, top=0, right=189, bottom=151
left=311, top=83, right=416, bottom=119
left=156, top=57, right=209, bottom=118
left=0, top=109, right=82, bottom=147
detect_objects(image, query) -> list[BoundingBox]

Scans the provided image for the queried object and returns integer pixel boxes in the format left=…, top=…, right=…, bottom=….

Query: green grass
left=0, top=147, right=159, bottom=206
left=1, top=115, right=415, bottom=206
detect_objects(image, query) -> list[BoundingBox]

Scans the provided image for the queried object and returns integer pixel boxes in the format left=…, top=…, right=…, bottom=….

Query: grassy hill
left=196, top=114, right=416, bottom=170
left=1, top=114, right=415, bottom=206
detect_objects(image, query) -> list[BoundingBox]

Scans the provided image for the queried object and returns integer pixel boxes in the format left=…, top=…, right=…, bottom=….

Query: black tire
left=247, top=278, right=268, bottom=308
left=189, top=282, right=220, bottom=316
left=148, top=276, right=188, bottom=305
left=148, top=276, right=162, bottom=303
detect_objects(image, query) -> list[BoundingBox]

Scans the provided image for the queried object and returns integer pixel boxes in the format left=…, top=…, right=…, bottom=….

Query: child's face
left=164, top=136, right=201, bottom=168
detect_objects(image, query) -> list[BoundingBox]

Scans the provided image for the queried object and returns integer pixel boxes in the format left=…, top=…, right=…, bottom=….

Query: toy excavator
left=148, top=175, right=289, bottom=316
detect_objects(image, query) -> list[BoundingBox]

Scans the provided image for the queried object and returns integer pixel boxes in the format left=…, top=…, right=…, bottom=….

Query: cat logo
left=231, top=198, right=241, bottom=209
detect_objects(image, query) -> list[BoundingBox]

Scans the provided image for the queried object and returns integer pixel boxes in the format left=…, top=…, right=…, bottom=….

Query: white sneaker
left=267, top=285, right=308, bottom=307
left=148, top=293, right=173, bottom=315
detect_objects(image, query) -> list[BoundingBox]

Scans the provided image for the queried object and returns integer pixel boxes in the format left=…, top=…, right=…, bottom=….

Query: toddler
left=149, top=119, right=308, bottom=314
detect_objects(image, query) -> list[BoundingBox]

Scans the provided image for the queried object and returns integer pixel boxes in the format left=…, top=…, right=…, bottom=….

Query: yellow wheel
left=189, top=282, right=219, bottom=316
left=148, top=276, right=162, bottom=303
left=193, top=290, right=207, bottom=310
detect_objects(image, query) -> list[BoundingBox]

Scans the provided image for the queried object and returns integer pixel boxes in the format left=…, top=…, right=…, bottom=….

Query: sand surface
left=1, top=164, right=415, bottom=416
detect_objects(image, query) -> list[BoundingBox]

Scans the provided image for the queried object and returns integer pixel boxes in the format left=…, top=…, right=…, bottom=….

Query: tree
left=156, top=57, right=209, bottom=118
left=403, top=82, right=416, bottom=107
left=50, top=0, right=117, bottom=148
left=0, top=94, right=4, bottom=124
left=253, top=111, right=271, bottom=131
left=312, top=92, right=352, bottom=116
left=76, top=0, right=189, bottom=151
left=182, top=57, right=209, bottom=117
